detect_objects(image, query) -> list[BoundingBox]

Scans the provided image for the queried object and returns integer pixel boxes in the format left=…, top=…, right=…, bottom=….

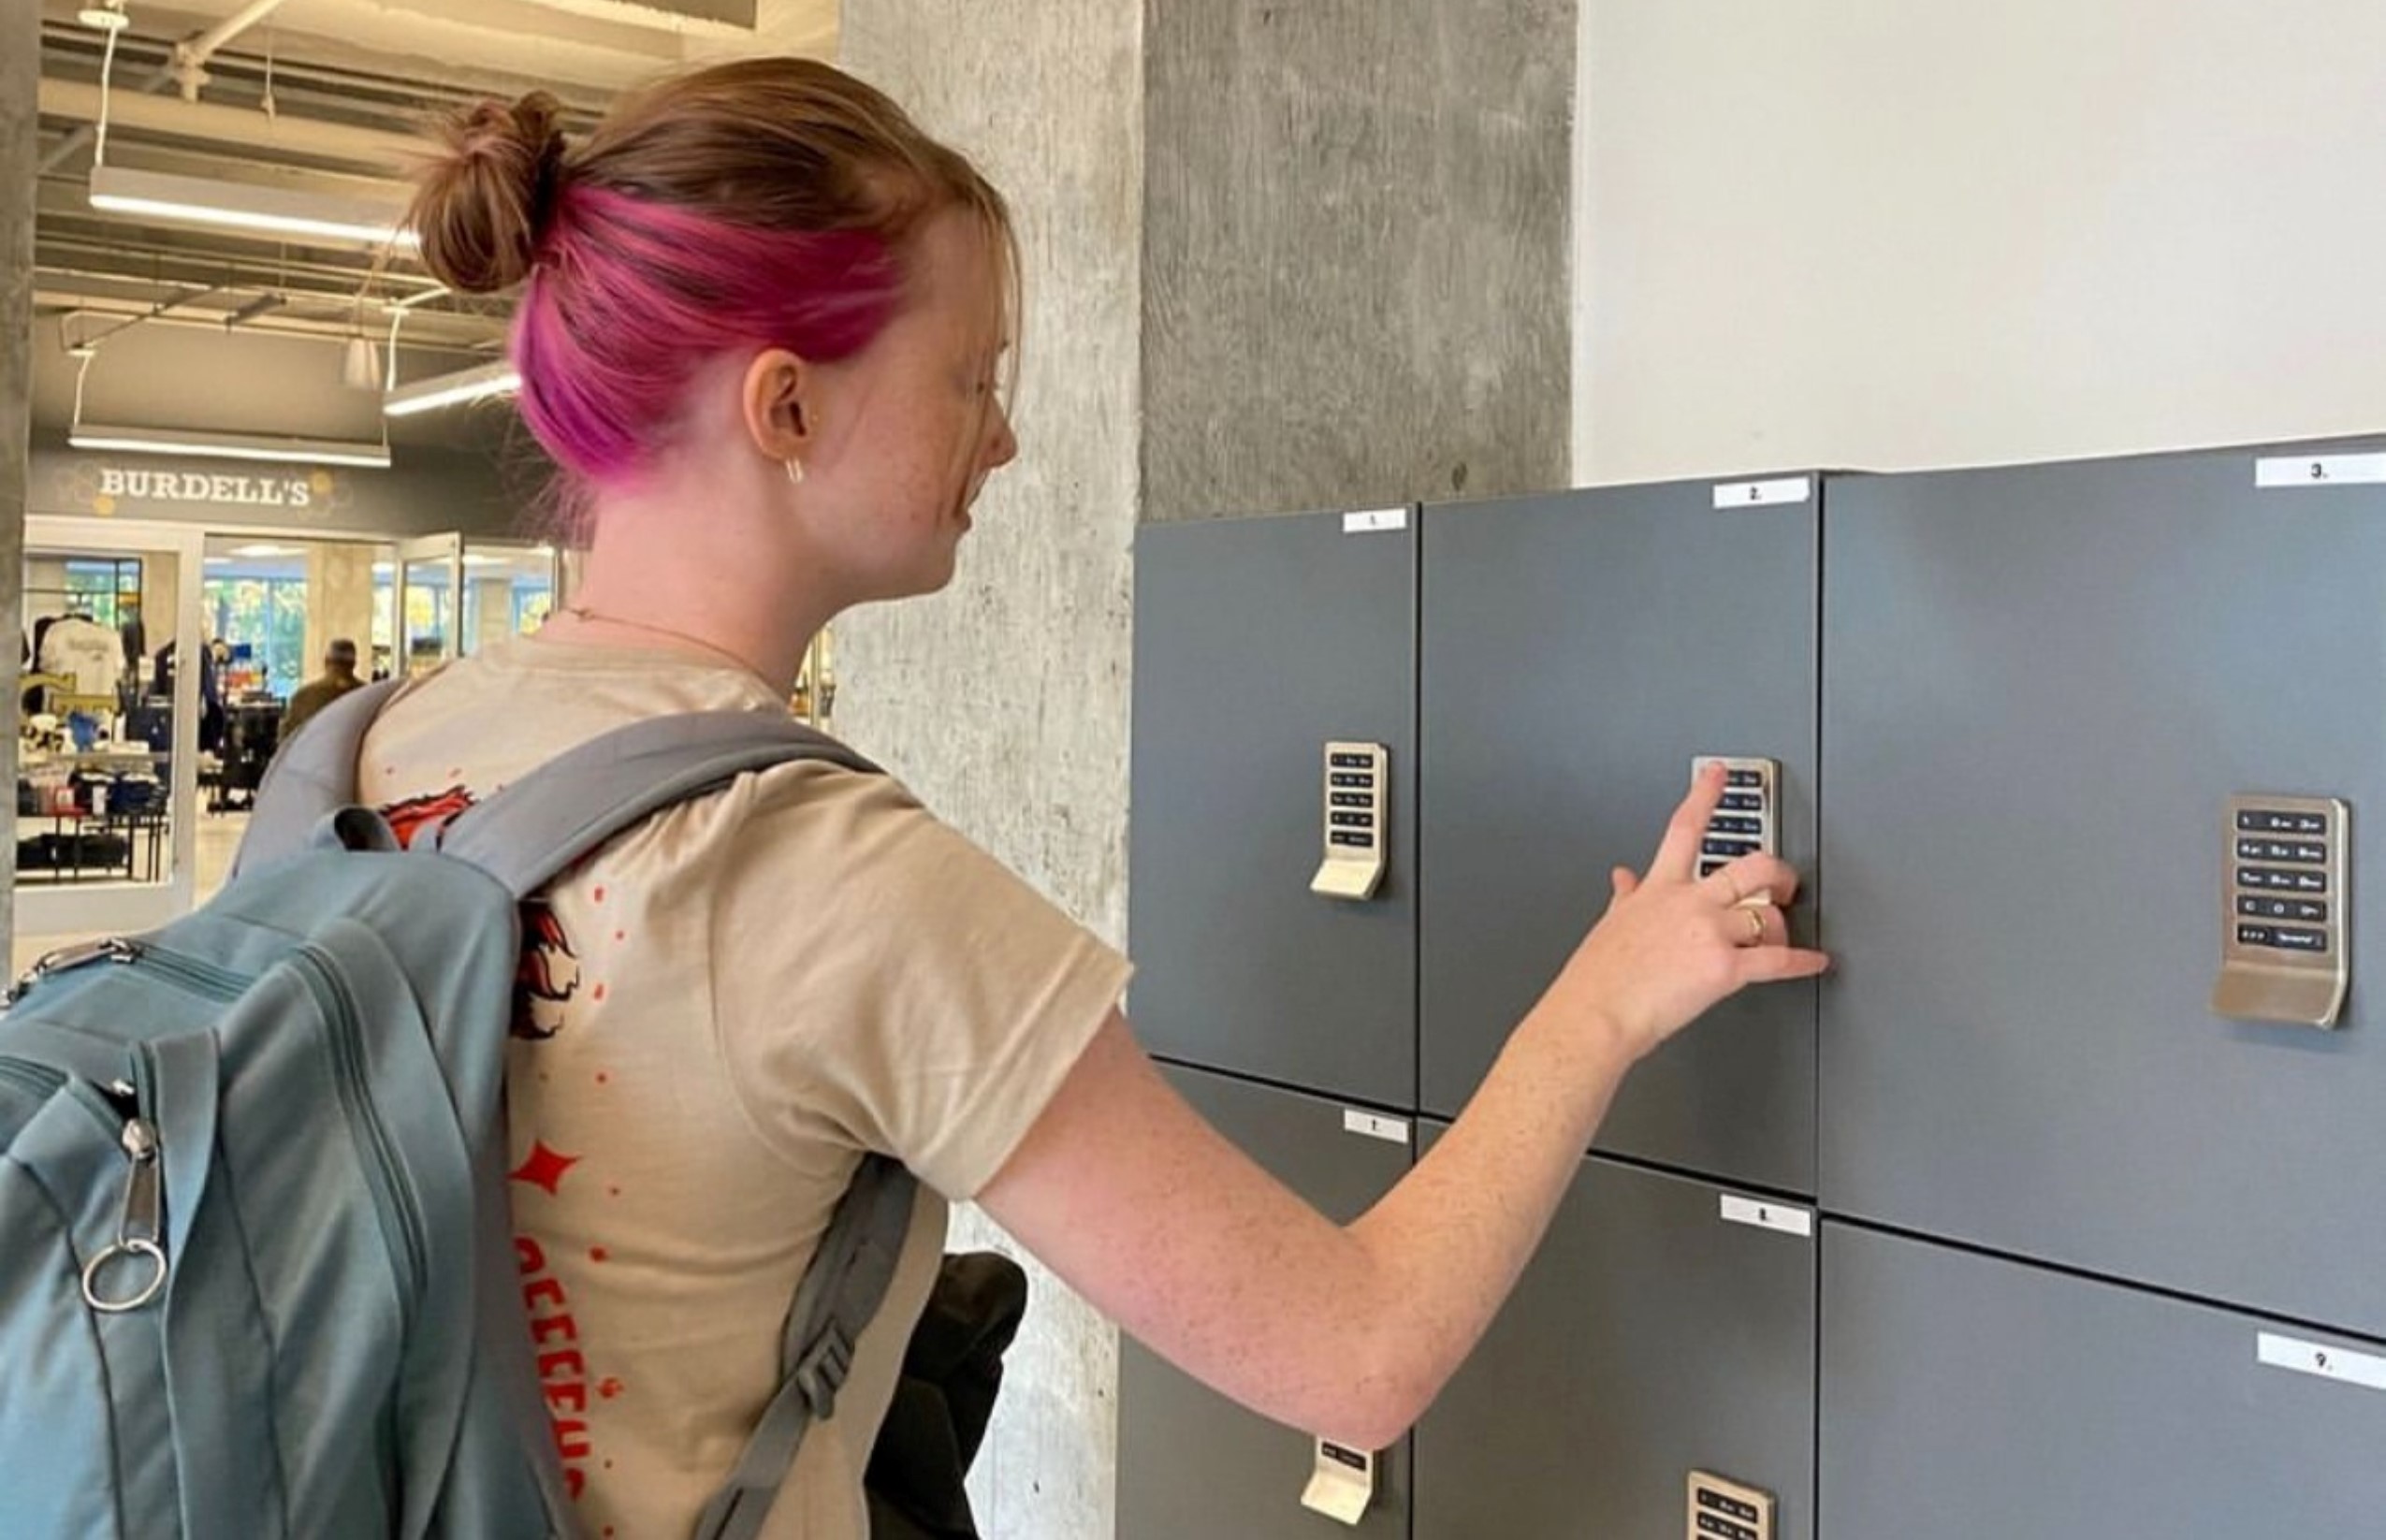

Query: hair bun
left=411, top=92, right=568, bottom=294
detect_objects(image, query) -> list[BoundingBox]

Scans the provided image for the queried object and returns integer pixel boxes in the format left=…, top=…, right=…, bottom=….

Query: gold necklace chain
left=549, top=605, right=771, bottom=681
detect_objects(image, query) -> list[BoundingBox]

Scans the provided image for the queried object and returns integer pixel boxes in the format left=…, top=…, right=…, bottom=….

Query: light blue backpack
left=0, top=681, right=919, bottom=1539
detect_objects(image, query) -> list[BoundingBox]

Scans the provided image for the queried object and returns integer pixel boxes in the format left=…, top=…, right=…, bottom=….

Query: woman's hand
left=1537, top=762, right=1830, bottom=1064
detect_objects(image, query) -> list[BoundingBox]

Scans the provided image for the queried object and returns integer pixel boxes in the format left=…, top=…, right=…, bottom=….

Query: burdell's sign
left=48, top=458, right=357, bottom=521
left=97, top=467, right=326, bottom=509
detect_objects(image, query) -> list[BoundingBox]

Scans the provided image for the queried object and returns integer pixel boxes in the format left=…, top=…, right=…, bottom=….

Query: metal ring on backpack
left=80, top=1238, right=167, bottom=1314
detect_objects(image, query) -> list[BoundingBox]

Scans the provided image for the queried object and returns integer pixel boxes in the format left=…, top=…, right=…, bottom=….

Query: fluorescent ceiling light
left=71, top=424, right=393, bottom=470
left=89, top=165, right=418, bottom=251
left=372, top=562, right=395, bottom=575
left=384, top=361, right=522, bottom=417
left=202, top=557, right=230, bottom=567
left=230, top=543, right=301, bottom=559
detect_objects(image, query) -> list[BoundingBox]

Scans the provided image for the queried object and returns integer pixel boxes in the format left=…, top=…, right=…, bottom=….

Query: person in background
left=280, top=638, right=365, bottom=745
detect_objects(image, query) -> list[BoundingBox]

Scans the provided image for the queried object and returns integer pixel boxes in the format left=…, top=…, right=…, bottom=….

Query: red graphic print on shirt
left=516, top=1234, right=599, bottom=1499
left=381, top=785, right=476, bottom=850
left=390, top=782, right=617, bottom=1504
left=516, top=902, right=582, bottom=1039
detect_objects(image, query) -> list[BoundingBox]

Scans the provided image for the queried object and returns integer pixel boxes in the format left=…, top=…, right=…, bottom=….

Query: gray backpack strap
left=693, top=1155, right=922, bottom=1540
left=234, top=678, right=406, bottom=875
left=425, top=710, right=879, bottom=900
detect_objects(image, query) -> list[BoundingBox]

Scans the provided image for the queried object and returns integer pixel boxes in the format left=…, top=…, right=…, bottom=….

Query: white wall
left=1574, top=0, right=2386, bottom=484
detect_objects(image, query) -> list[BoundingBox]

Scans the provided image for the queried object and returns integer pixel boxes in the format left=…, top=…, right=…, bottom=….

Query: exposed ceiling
left=30, top=0, right=840, bottom=452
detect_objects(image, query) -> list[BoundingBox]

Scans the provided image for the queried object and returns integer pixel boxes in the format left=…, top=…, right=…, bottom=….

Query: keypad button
left=1698, top=860, right=1728, bottom=879
left=2290, top=870, right=2329, bottom=893
left=2237, top=867, right=2273, bottom=891
left=1329, top=752, right=1371, bottom=769
left=1721, top=792, right=1764, bottom=811
left=2237, top=838, right=2268, bottom=861
left=1703, top=838, right=1760, bottom=859
left=1330, top=831, right=1374, bottom=849
left=1695, top=1491, right=1728, bottom=1514
left=2273, top=927, right=2329, bottom=954
left=1331, top=792, right=1366, bottom=807
left=1725, top=769, right=1764, bottom=789
left=2292, top=901, right=2329, bottom=923
left=1709, top=816, right=1763, bottom=835
left=2294, top=812, right=2328, bottom=835
left=1330, top=812, right=1375, bottom=828
left=2238, top=924, right=2276, bottom=947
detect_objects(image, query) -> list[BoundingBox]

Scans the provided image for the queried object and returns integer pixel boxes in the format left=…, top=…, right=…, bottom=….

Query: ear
left=738, top=348, right=816, bottom=465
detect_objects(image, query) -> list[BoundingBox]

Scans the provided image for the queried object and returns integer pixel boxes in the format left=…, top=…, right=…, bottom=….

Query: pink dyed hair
left=514, top=183, right=902, bottom=485
left=410, top=62, right=1018, bottom=535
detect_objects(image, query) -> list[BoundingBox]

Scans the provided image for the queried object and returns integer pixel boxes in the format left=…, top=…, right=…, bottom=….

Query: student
left=390, top=60, right=1828, bottom=1539
left=279, top=637, right=366, bottom=745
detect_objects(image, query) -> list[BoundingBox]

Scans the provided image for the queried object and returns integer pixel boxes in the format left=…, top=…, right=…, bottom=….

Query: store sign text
left=97, top=468, right=316, bottom=508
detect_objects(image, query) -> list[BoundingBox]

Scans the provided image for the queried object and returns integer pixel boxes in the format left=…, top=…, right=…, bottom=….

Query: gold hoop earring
left=783, top=457, right=806, bottom=487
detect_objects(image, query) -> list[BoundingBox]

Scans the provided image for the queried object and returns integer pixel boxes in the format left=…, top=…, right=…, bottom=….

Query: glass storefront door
left=397, top=533, right=462, bottom=676
left=458, top=540, right=560, bottom=652
left=17, top=517, right=205, bottom=938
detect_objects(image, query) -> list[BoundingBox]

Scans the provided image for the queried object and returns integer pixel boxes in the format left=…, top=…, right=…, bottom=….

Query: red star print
left=509, top=1140, right=582, bottom=1197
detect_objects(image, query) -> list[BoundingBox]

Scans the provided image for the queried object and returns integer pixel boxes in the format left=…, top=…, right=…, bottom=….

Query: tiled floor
left=9, top=809, right=247, bottom=977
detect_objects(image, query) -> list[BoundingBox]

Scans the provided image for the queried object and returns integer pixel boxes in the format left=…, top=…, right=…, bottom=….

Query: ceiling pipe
left=37, top=77, right=419, bottom=172
left=39, top=0, right=298, bottom=175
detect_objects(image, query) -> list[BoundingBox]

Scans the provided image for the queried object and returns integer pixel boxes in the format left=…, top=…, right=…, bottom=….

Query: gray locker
left=1419, top=481, right=1821, bottom=1193
left=1130, top=511, right=1419, bottom=1107
left=1415, top=1134, right=1817, bottom=1540
left=1822, top=1221, right=2386, bottom=1538
left=1118, top=1065, right=1416, bottom=1539
left=1820, top=443, right=2386, bottom=1334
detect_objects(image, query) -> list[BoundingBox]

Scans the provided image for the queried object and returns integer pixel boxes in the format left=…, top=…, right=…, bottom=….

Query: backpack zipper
left=288, top=945, right=428, bottom=1316
left=0, top=1057, right=123, bottom=1138
left=123, top=943, right=250, bottom=1002
left=7, top=937, right=136, bottom=1003
left=0, top=1055, right=66, bottom=1100
left=80, top=1111, right=168, bottom=1315
left=7, top=937, right=251, bottom=1006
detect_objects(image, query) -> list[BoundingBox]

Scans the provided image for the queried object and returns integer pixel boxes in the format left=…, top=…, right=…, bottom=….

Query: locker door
left=1822, top=1221, right=2386, bottom=1539
left=1420, top=481, right=1821, bottom=1193
left=1117, top=1065, right=1416, bottom=1539
left=1130, top=511, right=1418, bottom=1107
left=1820, top=443, right=2386, bottom=1334
left=1415, top=1137, right=1817, bottom=1540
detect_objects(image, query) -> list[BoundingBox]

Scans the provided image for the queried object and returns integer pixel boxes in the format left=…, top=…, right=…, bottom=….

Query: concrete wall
left=836, top=6, right=1142, bottom=1537
left=840, top=4, right=1576, bottom=1535
left=1144, top=0, right=1575, bottom=519
left=1574, top=0, right=2386, bottom=483
left=2, top=0, right=35, bottom=945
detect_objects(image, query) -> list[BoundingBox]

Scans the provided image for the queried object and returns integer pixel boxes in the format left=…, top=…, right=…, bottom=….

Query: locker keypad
left=1692, top=757, right=1781, bottom=885
left=2213, top=794, right=2350, bottom=1029
left=1311, top=742, right=1390, bottom=901
left=1686, top=1471, right=1774, bottom=1540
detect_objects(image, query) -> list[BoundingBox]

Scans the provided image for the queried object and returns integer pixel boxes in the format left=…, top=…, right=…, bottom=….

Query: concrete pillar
left=839, top=5, right=1574, bottom=1534
left=470, top=576, right=513, bottom=653
left=1143, top=0, right=1575, bottom=521
left=304, top=543, right=380, bottom=683
left=1, top=0, right=39, bottom=951
left=837, top=6, right=1141, bottom=1537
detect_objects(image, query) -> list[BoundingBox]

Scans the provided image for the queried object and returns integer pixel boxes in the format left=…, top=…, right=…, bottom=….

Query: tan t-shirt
left=356, top=634, right=1129, bottom=1540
